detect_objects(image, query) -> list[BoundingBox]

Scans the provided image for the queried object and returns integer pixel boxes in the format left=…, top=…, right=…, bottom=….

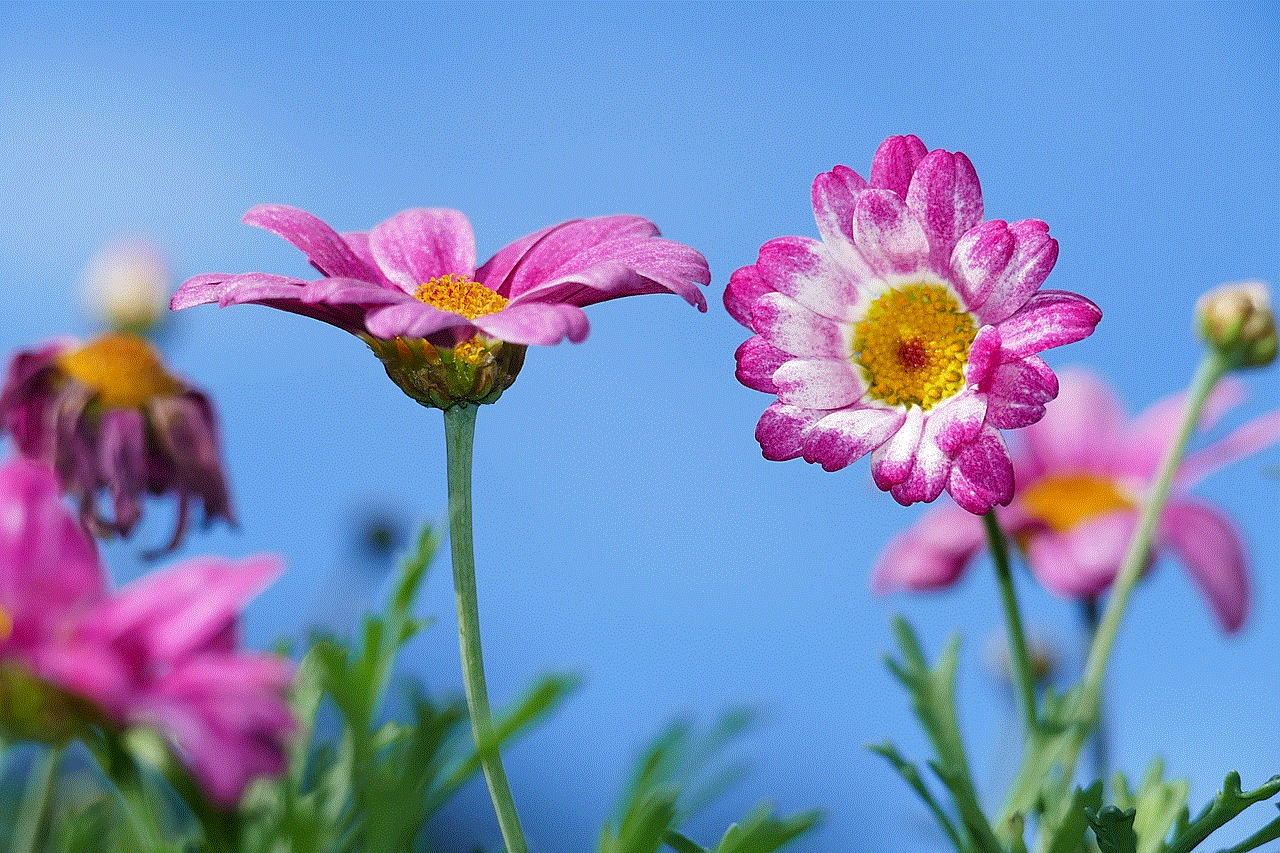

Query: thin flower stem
left=983, top=511, right=1039, bottom=733
left=13, top=747, right=58, bottom=853
left=1073, top=352, right=1228, bottom=757
left=443, top=403, right=528, bottom=853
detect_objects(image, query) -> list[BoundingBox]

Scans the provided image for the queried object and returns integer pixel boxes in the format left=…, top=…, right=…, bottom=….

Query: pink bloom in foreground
left=874, top=369, right=1280, bottom=631
left=0, top=457, right=293, bottom=805
left=726, top=135, right=1101, bottom=513
left=172, top=205, right=710, bottom=407
left=0, top=333, right=233, bottom=556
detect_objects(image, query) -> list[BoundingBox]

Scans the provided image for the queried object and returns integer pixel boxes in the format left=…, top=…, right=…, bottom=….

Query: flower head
left=1197, top=280, right=1277, bottom=370
left=173, top=205, right=710, bottom=408
left=0, top=456, right=293, bottom=805
left=80, top=237, right=172, bottom=335
left=0, top=333, right=234, bottom=555
left=874, top=369, right=1280, bottom=631
left=726, top=135, right=1101, bottom=513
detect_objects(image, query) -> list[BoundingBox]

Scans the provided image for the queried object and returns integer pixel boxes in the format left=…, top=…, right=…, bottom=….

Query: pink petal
left=369, top=208, right=477, bottom=294
left=1024, top=511, right=1136, bottom=598
left=751, top=291, right=849, bottom=358
left=754, top=236, right=863, bottom=322
left=800, top=406, right=904, bottom=472
left=868, top=134, right=928, bottom=197
left=995, top=290, right=1103, bottom=358
left=472, top=302, right=591, bottom=345
left=724, top=264, right=772, bottom=330
left=871, top=405, right=925, bottom=488
left=872, top=501, right=987, bottom=591
left=1022, top=368, right=1126, bottom=474
left=243, top=205, right=381, bottom=282
left=771, top=358, right=866, bottom=409
left=734, top=336, right=789, bottom=394
left=852, top=190, right=931, bottom=277
left=983, top=355, right=1060, bottom=430
left=477, top=221, right=565, bottom=296
left=945, top=426, right=1014, bottom=513
left=952, top=220, right=1058, bottom=324
left=1113, top=378, right=1246, bottom=481
left=300, top=277, right=416, bottom=307
left=1178, top=408, right=1280, bottom=488
left=810, top=165, right=871, bottom=268
left=905, top=149, right=984, bottom=267
left=364, top=300, right=473, bottom=340
left=756, top=402, right=823, bottom=461
left=1158, top=499, right=1249, bottom=631
left=95, top=409, right=148, bottom=536
left=172, top=272, right=306, bottom=310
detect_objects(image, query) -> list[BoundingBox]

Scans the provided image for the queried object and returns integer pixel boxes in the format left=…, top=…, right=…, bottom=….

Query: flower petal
left=952, top=219, right=1058, bottom=324
left=369, top=208, right=477, bottom=294
left=1024, top=511, right=1135, bottom=597
left=300, top=276, right=416, bottom=307
left=771, top=358, right=866, bottom=409
left=1158, top=498, right=1249, bottom=631
left=852, top=189, right=931, bottom=277
left=734, top=336, right=788, bottom=394
left=945, top=426, right=1014, bottom=513
left=1178, top=408, right=1280, bottom=488
left=756, top=402, right=823, bottom=461
left=872, top=501, right=987, bottom=591
left=801, top=406, right=904, bottom=471
left=996, top=290, right=1103, bottom=358
left=472, top=302, right=591, bottom=345
left=1022, top=368, right=1125, bottom=474
left=983, top=355, right=1060, bottom=430
left=868, top=134, right=928, bottom=197
left=905, top=149, right=983, bottom=267
left=364, top=300, right=471, bottom=340
left=476, top=221, right=565, bottom=297
left=724, top=264, right=772, bottom=330
left=751, top=291, right=849, bottom=358
left=871, top=405, right=925, bottom=488
left=811, top=165, right=871, bottom=269
left=243, top=205, right=382, bottom=282
left=755, top=236, right=863, bottom=322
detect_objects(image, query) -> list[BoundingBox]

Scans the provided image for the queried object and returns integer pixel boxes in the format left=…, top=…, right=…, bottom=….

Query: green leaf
left=708, top=806, right=822, bottom=853
left=869, top=743, right=967, bottom=853
left=1108, top=760, right=1189, bottom=853
left=1087, top=805, right=1138, bottom=853
left=1165, top=772, right=1280, bottom=853
left=1042, top=781, right=1103, bottom=853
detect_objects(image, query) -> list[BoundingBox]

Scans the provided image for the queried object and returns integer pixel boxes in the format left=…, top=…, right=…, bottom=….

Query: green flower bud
left=1196, top=281, right=1277, bottom=369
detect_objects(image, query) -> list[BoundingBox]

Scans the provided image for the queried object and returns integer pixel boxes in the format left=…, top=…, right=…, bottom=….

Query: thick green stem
left=984, top=511, right=1038, bottom=733
left=443, top=403, right=528, bottom=853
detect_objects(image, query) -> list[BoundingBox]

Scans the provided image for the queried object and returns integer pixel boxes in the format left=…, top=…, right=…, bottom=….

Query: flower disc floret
left=1019, top=473, right=1134, bottom=533
left=414, top=273, right=509, bottom=320
left=854, top=283, right=976, bottom=409
left=56, top=334, right=183, bottom=409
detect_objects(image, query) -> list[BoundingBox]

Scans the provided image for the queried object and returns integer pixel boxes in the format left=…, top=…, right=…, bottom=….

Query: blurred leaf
left=1109, top=760, right=1189, bottom=853
left=1164, top=772, right=1280, bottom=853
left=1086, top=805, right=1138, bottom=853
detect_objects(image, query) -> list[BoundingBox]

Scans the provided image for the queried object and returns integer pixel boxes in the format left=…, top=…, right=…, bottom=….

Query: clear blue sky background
left=2, top=3, right=1277, bottom=852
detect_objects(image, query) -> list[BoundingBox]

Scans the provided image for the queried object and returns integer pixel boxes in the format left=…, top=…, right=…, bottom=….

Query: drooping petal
left=952, top=220, right=1058, bottom=324
left=1158, top=499, right=1249, bottom=631
left=754, top=236, right=863, bottom=322
left=95, top=408, right=148, bottom=536
left=1177, top=408, right=1280, bottom=488
left=801, top=406, right=904, bottom=472
left=905, top=149, right=983, bottom=267
left=734, top=336, right=789, bottom=394
left=871, top=405, right=925, bottom=488
left=243, top=205, right=381, bottom=282
left=472, top=302, right=591, bottom=345
left=147, top=392, right=235, bottom=546
left=872, top=501, right=987, bottom=591
left=945, top=426, right=1014, bottom=513
left=852, top=190, right=931, bottom=277
left=771, top=358, right=866, bottom=409
left=867, top=134, right=928, bottom=197
left=996, top=290, right=1103, bottom=358
left=724, top=265, right=772, bottom=330
left=369, top=208, right=477, bottom=294
left=983, top=355, right=1060, bottom=430
left=751, top=291, right=849, bottom=358
left=756, top=402, right=823, bottom=461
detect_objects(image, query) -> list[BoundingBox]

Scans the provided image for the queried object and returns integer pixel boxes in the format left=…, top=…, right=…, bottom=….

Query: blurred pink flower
left=874, top=369, right=1280, bottom=631
left=726, top=135, right=1101, bottom=513
left=0, top=333, right=234, bottom=556
left=0, top=456, right=293, bottom=805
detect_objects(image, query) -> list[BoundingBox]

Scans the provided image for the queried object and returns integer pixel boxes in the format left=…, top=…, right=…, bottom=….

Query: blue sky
left=2, top=3, right=1278, bottom=852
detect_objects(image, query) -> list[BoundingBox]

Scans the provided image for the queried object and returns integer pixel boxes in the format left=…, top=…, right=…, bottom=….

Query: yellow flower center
left=55, top=333, right=182, bottom=408
left=853, top=283, right=977, bottom=409
left=1020, top=474, right=1135, bottom=533
left=413, top=274, right=508, bottom=320
left=0, top=607, right=10, bottom=641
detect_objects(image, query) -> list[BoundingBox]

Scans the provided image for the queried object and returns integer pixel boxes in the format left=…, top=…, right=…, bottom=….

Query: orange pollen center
left=413, top=274, right=508, bottom=320
left=0, top=607, right=10, bottom=641
left=55, top=333, right=182, bottom=408
left=1020, top=473, right=1135, bottom=533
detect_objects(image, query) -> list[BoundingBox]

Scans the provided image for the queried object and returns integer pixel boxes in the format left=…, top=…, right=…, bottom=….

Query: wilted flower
left=874, top=369, right=1280, bottom=631
left=726, top=135, right=1101, bottom=513
left=172, top=205, right=710, bottom=408
left=80, top=237, right=172, bottom=335
left=0, top=333, right=233, bottom=555
left=0, top=456, right=293, bottom=806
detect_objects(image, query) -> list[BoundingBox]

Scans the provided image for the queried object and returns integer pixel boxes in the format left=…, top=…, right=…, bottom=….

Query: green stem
left=13, top=746, right=58, bottom=853
left=984, top=510, right=1038, bottom=733
left=443, top=403, right=528, bottom=853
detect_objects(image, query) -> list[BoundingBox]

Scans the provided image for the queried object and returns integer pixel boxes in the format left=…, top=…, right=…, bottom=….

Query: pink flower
left=172, top=205, right=710, bottom=407
left=0, top=457, right=293, bottom=805
left=874, top=369, right=1280, bottom=631
left=0, top=333, right=234, bottom=556
left=726, top=135, right=1101, bottom=513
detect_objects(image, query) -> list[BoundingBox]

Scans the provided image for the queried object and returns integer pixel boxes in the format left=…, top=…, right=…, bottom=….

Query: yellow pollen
left=0, top=607, right=10, bottom=641
left=413, top=274, right=508, bottom=320
left=55, top=333, right=182, bottom=409
left=1020, top=474, right=1135, bottom=533
left=853, top=283, right=977, bottom=409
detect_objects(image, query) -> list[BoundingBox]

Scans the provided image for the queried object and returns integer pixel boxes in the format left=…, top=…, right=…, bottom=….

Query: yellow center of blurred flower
left=854, top=283, right=977, bottom=409
left=0, top=607, right=11, bottom=641
left=1020, top=474, right=1135, bottom=533
left=55, top=333, right=182, bottom=408
left=414, top=274, right=508, bottom=319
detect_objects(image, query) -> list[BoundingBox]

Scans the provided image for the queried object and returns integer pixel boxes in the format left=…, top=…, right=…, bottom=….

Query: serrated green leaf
left=1165, top=772, right=1280, bottom=853
left=1087, top=805, right=1138, bottom=853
